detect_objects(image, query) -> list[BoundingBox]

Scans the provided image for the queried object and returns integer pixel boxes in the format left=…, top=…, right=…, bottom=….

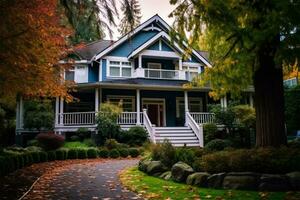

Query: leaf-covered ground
left=120, top=167, right=300, bottom=200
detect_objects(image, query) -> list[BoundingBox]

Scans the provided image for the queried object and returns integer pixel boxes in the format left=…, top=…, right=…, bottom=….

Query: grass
left=120, top=167, right=300, bottom=200
left=63, top=141, right=89, bottom=148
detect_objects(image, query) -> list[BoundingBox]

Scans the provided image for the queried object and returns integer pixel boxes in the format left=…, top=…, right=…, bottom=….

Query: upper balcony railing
left=133, top=68, right=187, bottom=80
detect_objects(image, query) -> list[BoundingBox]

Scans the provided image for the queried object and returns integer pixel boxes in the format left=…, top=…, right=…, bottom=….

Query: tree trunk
left=254, top=44, right=287, bottom=147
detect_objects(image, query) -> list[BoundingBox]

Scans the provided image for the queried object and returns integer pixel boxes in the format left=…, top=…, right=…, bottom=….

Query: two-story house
left=15, top=15, right=254, bottom=147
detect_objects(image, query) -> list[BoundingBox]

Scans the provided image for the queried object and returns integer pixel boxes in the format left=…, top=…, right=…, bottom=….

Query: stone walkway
left=23, top=159, right=143, bottom=200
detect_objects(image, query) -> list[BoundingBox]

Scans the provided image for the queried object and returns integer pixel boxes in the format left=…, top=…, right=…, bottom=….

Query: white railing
left=143, top=109, right=155, bottom=143
left=144, top=68, right=180, bottom=79
left=58, top=112, right=96, bottom=125
left=117, top=112, right=143, bottom=125
left=190, top=112, right=215, bottom=124
left=186, top=112, right=203, bottom=147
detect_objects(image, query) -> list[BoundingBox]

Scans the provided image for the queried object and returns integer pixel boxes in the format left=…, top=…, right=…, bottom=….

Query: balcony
left=133, top=68, right=187, bottom=80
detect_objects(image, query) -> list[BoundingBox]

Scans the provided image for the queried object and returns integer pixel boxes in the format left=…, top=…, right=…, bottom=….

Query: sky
left=106, top=0, right=176, bottom=40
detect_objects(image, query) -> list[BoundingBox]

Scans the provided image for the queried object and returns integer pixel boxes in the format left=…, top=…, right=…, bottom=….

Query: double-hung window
left=109, top=61, right=132, bottom=77
left=65, top=66, right=75, bottom=81
left=183, top=66, right=199, bottom=81
left=107, top=96, right=135, bottom=112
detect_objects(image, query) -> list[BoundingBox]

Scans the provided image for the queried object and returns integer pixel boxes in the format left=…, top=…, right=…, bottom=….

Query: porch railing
left=143, top=109, right=155, bottom=143
left=190, top=112, right=215, bottom=124
left=144, top=68, right=180, bottom=79
left=117, top=112, right=143, bottom=125
left=186, top=112, right=203, bottom=147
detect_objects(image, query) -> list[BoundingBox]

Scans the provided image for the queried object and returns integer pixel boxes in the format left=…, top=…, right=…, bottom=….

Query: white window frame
left=106, top=57, right=133, bottom=78
left=64, top=66, right=75, bottom=81
left=183, top=65, right=200, bottom=81
left=147, top=62, right=162, bottom=69
left=176, top=97, right=203, bottom=118
left=107, top=95, right=135, bottom=112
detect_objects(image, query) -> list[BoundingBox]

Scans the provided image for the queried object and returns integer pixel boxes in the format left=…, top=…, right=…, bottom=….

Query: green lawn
left=120, top=167, right=299, bottom=200
left=63, top=141, right=89, bottom=148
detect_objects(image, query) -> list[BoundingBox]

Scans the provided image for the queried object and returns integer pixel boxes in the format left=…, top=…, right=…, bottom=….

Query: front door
left=143, top=99, right=165, bottom=127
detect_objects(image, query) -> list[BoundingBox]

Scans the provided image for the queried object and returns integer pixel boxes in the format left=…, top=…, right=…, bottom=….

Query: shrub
left=76, top=127, right=90, bottom=141
left=109, top=149, right=120, bottom=158
left=67, top=149, right=78, bottom=159
left=121, top=126, right=148, bottom=146
left=24, top=152, right=34, bottom=166
left=70, top=135, right=80, bottom=142
left=118, top=148, right=129, bottom=158
left=27, top=139, right=39, bottom=147
left=205, top=139, right=232, bottom=152
left=105, top=139, right=119, bottom=150
left=83, top=138, right=96, bottom=147
left=87, top=148, right=98, bottom=158
left=232, top=105, right=256, bottom=128
left=95, top=103, right=122, bottom=144
left=31, top=151, right=40, bottom=163
left=150, top=140, right=176, bottom=167
left=36, top=132, right=65, bottom=151
left=176, top=148, right=196, bottom=166
left=98, top=149, right=109, bottom=158
left=285, top=85, right=300, bottom=134
left=77, top=149, right=87, bottom=159
left=47, top=151, right=56, bottom=161
left=128, top=148, right=139, bottom=158
left=56, top=149, right=67, bottom=160
left=25, top=146, right=43, bottom=152
left=203, top=123, right=218, bottom=143
left=39, top=151, right=48, bottom=162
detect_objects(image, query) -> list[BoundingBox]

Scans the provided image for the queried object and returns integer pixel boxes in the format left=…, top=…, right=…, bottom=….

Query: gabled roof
left=74, top=40, right=114, bottom=60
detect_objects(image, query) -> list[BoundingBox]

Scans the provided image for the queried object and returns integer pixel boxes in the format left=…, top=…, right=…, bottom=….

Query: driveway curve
left=22, top=159, right=142, bottom=200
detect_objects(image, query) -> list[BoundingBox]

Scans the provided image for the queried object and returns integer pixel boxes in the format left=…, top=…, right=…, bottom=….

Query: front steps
left=154, top=127, right=200, bottom=147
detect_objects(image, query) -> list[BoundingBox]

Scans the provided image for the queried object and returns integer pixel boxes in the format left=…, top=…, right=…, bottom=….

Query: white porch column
left=184, top=91, right=189, bottom=126
left=95, top=88, right=99, bottom=112
left=179, top=58, right=183, bottom=70
left=249, top=93, right=254, bottom=108
left=59, top=97, right=64, bottom=125
left=138, top=55, right=142, bottom=68
left=55, top=97, right=59, bottom=125
left=136, top=89, right=141, bottom=125
left=19, top=96, right=24, bottom=129
left=16, top=99, right=20, bottom=130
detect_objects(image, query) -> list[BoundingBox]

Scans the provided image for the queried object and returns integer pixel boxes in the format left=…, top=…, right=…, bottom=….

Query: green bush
left=151, top=140, right=176, bottom=168
left=36, top=132, right=65, bottom=151
left=205, top=139, right=232, bottom=152
left=203, top=123, right=218, bottom=143
left=70, top=135, right=80, bottom=142
left=105, top=139, right=119, bottom=150
left=109, top=149, right=120, bottom=158
left=83, top=138, right=96, bottom=147
left=87, top=148, right=98, bottom=158
left=55, top=149, right=67, bottom=160
left=77, top=148, right=87, bottom=159
left=121, top=126, right=148, bottom=146
left=98, top=149, right=109, bottom=158
left=128, top=148, right=139, bottom=158
left=25, top=146, right=43, bottom=152
left=47, top=151, right=56, bottom=161
left=285, top=85, right=300, bottom=134
left=67, top=149, right=78, bottom=159
left=176, top=148, right=196, bottom=166
left=31, top=151, right=40, bottom=163
left=39, top=151, right=48, bottom=162
left=76, top=127, right=90, bottom=141
left=27, top=139, right=39, bottom=147
left=118, top=148, right=129, bottom=158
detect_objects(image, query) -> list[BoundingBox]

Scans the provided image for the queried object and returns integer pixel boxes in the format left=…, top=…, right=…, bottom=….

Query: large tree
left=170, top=0, right=300, bottom=147
left=118, top=0, right=142, bottom=35
left=0, top=0, right=71, bottom=106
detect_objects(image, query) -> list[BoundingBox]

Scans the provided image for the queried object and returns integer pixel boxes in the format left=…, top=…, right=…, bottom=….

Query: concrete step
left=156, top=139, right=199, bottom=144
left=155, top=133, right=195, bottom=137
left=155, top=127, right=190, bottom=130
left=155, top=130, right=193, bottom=134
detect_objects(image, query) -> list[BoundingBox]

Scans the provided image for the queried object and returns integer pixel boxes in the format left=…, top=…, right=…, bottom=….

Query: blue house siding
left=102, top=59, right=107, bottom=81
left=88, top=65, right=98, bottom=82
left=147, top=41, right=160, bottom=50
left=161, top=41, right=174, bottom=52
left=107, top=31, right=158, bottom=57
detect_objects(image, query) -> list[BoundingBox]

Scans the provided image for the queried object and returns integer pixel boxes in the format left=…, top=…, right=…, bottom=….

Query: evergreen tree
left=118, top=0, right=142, bottom=36
left=170, top=0, right=300, bottom=147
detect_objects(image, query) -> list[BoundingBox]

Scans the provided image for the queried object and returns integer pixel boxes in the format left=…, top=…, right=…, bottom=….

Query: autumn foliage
left=0, top=0, right=72, bottom=105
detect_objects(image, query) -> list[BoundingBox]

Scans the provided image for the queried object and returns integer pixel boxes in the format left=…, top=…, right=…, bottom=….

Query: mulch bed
left=0, top=159, right=107, bottom=200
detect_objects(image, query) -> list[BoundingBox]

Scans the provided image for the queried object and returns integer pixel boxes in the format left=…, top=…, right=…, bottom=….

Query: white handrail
left=144, top=68, right=180, bottom=79
left=58, top=112, right=96, bottom=125
left=190, top=112, right=215, bottom=124
left=186, top=111, right=204, bottom=147
left=143, top=109, right=155, bottom=143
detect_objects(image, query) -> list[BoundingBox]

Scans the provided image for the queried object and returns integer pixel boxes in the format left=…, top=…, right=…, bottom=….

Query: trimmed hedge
left=87, top=148, right=98, bottom=158
left=129, top=148, right=139, bottom=158
left=77, top=149, right=87, bottom=159
left=98, top=149, right=109, bottom=158
left=118, top=148, right=129, bottom=158
left=56, top=149, right=67, bottom=160
left=67, top=149, right=78, bottom=159
left=109, top=149, right=120, bottom=158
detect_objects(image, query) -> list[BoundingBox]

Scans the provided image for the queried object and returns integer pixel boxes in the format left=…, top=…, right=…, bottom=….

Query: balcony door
left=142, top=98, right=166, bottom=127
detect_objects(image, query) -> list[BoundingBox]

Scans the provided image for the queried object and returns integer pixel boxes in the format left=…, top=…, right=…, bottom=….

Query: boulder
left=138, top=160, right=151, bottom=172
left=259, top=174, right=290, bottom=191
left=186, top=172, right=210, bottom=187
left=222, top=172, right=260, bottom=190
left=171, top=162, right=194, bottom=182
left=160, top=171, right=172, bottom=180
left=146, top=161, right=167, bottom=175
left=287, top=172, right=300, bottom=190
left=207, top=173, right=226, bottom=189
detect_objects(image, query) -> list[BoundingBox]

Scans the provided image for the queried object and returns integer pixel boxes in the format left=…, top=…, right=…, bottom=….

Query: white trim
left=59, top=60, right=90, bottom=64
left=136, top=89, right=141, bottom=125
left=142, top=98, right=166, bottom=127
left=159, top=39, right=162, bottom=51
left=99, top=59, right=102, bottom=81
left=140, top=50, right=180, bottom=58
left=95, top=88, right=99, bottom=112
left=107, top=95, right=135, bottom=112
left=106, top=58, right=132, bottom=78
left=147, top=62, right=162, bottom=69
left=176, top=97, right=204, bottom=118
left=55, top=97, right=59, bottom=125
left=182, top=62, right=202, bottom=68
left=59, top=97, right=64, bottom=125
left=143, top=25, right=162, bottom=32
left=103, top=56, right=131, bottom=62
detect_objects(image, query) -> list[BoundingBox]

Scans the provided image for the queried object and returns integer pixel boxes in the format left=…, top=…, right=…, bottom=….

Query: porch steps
left=154, top=127, right=200, bottom=147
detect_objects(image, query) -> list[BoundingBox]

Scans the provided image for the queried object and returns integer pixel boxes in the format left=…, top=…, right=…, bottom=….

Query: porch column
left=59, top=97, right=64, bottom=125
left=136, top=89, right=141, bottom=125
left=184, top=91, right=189, bottom=126
left=179, top=58, right=182, bottom=70
left=95, top=88, right=99, bottom=112
left=249, top=93, right=254, bottom=108
left=138, top=55, right=142, bottom=68
left=16, top=99, right=20, bottom=130
left=55, top=97, right=59, bottom=125
left=19, top=96, right=24, bottom=129
left=221, top=96, right=227, bottom=109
